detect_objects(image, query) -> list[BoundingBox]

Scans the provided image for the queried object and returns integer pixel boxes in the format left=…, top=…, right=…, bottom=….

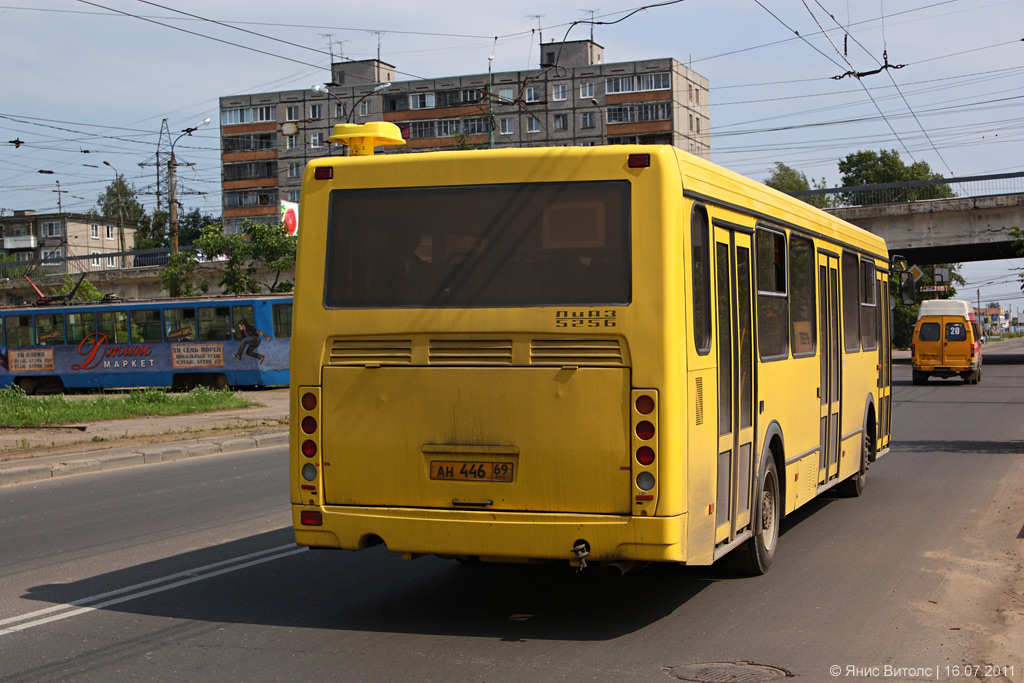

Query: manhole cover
left=666, top=661, right=790, bottom=683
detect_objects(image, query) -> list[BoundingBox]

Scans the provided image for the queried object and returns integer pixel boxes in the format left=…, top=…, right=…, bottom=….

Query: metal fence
left=788, top=171, right=1024, bottom=207
left=0, top=247, right=187, bottom=280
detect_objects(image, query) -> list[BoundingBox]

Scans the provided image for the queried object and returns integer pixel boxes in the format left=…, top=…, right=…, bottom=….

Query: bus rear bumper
left=293, top=505, right=686, bottom=564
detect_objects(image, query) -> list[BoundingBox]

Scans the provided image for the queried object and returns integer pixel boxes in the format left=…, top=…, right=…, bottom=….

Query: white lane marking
left=0, top=544, right=306, bottom=636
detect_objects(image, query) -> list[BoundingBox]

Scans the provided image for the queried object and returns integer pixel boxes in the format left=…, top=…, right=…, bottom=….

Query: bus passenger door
left=714, top=229, right=755, bottom=546
left=877, top=276, right=891, bottom=451
left=818, top=253, right=841, bottom=486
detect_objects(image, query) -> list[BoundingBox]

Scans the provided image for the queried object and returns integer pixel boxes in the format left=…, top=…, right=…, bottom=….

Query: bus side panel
left=685, top=367, right=718, bottom=565
left=769, top=356, right=820, bottom=514
left=838, top=351, right=874, bottom=481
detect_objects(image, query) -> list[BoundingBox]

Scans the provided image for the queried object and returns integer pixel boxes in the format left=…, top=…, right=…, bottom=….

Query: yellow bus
left=289, top=122, right=900, bottom=575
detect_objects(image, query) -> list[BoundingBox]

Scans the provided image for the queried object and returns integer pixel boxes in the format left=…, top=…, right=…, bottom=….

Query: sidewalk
left=0, top=388, right=289, bottom=487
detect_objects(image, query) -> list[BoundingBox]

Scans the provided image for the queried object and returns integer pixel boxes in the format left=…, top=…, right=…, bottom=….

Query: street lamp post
left=488, top=55, right=494, bottom=149
left=312, top=82, right=391, bottom=124
left=101, top=161, right=127, bottom=268
left=169, top=117, right=211, bottom=256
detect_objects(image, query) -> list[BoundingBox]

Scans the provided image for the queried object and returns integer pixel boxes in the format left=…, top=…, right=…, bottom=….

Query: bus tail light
left=627, top=154, right=650, bottom=168
left=300, top=511, right=323, bottom=526
left=631, top=390, right=659, bottom=511
left=314, top=167, right=333, bottom=180
left=296, top=387, right=322, bottom=497
left=301, top=416, right=317, bottom=434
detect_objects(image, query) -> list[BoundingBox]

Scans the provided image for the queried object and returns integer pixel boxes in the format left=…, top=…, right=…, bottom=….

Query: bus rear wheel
left=838, top=428, right=872, bottom=498
left=728, top=455, right=779, bottom=576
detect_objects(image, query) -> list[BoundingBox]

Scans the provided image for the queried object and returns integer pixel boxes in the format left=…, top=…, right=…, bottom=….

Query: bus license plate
left=430, top=461, right=514, bottom=482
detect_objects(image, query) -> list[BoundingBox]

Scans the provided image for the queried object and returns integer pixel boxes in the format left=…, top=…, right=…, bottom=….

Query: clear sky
left=1, top=0, right=1022, bottom=306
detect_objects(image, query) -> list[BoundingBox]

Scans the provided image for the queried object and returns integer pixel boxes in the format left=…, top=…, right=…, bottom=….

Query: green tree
left=96, top=174, right=149, bottom=251
left=763, top=162, right=835, bottom=209
left=838, top=149, right=954, bottom=205
left=96, top=174, right=146, bottom=226
left=160, top=220, right=295, bottom=297
left=49, top=274, right=103, bottom=302
left=178, top=208, right=218, bottom=247
left=194, top=225, right=258, bottom=295
left=135, top=209, right=168, bottom=250
left=237, top=220, right=296, bottom=292
left=158, top=252, right=209, bottom=298
left=452, top=133, right=478, bottom=150
left=764, top=162, right=810, bottom=194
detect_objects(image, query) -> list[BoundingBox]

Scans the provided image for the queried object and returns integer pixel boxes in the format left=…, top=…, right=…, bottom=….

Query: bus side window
left=36, top=313, right=66, bottom=346
left=5, top=315, right=35, bottom=348
left=130, top=309, right=163, bottom=343
left=860, top=260, right=877, bottom=351
left=756, top=227, right=788, bottom=359
left=273, top=303, right=293, bottom=339
left=198, top=306, right=232, bottom=341
left=231, top=305, right=258, bottom=337
left=789, top=234, right=816, bottom=357
left=841, top=251, right=861, bottom=353
left=67, top=312, right=96, bottom=344
left=98, top=310, right=129, bottom=344
left=164, top=308, right=197, bottom=342
left=691, top=204, right=711, bottom=355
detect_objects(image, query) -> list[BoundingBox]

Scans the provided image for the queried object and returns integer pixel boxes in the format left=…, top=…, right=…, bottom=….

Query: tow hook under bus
left=571, top=540, right=590, bottom=571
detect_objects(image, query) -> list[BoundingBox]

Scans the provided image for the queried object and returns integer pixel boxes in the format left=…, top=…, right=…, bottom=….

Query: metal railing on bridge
left=0, top=247, right=191, bottom=280
left=787, top=171, right=1024, bottom=207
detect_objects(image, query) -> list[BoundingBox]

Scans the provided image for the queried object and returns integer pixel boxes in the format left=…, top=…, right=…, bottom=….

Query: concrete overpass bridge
left=791, top=172, right=1024, bottom=265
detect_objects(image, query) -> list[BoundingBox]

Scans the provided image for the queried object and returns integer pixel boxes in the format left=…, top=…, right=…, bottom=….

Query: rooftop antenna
left=579, top=8, right=599, bottom=42
left=527, top=14, right=544, bottom=47
left=319, top=33, right=335, bottom=63
left=369, top=30, right=385, bottom=62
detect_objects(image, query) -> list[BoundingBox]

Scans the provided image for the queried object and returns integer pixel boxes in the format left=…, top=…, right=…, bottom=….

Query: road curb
left=0, top=430, right=289, bottom=488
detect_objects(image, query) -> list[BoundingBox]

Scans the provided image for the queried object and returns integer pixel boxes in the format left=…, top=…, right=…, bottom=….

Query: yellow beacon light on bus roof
left=328, top=121, right=405, bottom=156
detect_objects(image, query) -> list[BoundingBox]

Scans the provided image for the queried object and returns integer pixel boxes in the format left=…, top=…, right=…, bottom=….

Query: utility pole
left=168, top=117, right=211, bottom=257
left=52, top=180, right=66, bottom=214
left=168, top=153, right=179, bottom=255
left=977, top=288, right=982, bottom=337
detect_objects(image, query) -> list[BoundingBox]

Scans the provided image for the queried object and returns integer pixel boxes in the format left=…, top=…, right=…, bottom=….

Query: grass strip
left=0, top=386, right=259, bottom=427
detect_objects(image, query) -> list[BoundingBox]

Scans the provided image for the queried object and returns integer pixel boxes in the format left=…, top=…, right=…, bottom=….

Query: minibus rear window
left=919, top=322, right=940, bottom=341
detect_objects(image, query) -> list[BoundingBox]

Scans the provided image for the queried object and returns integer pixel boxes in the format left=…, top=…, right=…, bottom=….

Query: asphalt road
left=0, top=354, right=1021, bottom=683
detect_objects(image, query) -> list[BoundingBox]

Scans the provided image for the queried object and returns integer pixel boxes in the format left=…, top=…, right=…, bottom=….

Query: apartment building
left=218, top=40, right=711, bottom=233
left=0, top=210, right=136, bottom=274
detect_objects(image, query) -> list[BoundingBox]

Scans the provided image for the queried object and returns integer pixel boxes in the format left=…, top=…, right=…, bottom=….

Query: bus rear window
left=323, top=181, right=631, bottom=307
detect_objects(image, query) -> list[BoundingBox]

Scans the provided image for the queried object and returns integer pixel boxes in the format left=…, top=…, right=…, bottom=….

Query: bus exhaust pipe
left=604, top=560, right=646, bottom=578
